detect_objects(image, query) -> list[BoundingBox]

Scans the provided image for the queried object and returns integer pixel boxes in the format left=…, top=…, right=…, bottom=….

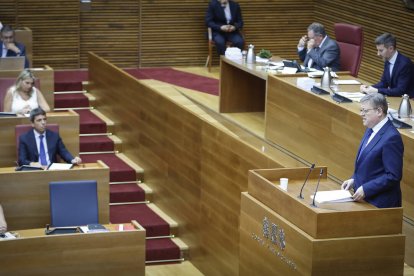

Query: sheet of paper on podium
left=310, top=189, right=354, bottom=204
left=48, top=163, right=73, bottom=170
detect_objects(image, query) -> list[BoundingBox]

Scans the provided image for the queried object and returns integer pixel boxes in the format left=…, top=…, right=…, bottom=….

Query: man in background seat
left=297, top=22, right=341, bottom=71
left=18, top=108, right=82, bottom=168
left=1, top=25, right=29, bottom=68
left=360, top=33, right=414, bottom=97
left=205, top=0, right=244, bottom=56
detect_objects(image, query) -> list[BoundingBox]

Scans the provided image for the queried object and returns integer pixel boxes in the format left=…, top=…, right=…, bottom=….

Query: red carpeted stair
left=55, top=69, right=181, bottom=263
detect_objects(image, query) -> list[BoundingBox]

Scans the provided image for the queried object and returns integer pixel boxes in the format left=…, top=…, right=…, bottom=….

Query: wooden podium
left=239, top=167, right=405, bottom=276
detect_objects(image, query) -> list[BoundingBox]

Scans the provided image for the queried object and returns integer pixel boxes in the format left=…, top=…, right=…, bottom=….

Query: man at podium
left=342, top=93, right=403, bottom=208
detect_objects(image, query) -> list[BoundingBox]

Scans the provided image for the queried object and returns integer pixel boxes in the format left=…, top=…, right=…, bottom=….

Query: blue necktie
left=357, top=128, right=373, bottom=161
left=39, top=135, right=48, bottom=166
left=385, top=61, right=391, bottom=82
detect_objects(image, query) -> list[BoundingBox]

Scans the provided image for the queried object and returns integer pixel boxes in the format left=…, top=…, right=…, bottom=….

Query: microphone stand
left=310, top=168, right=324, bottom=208
left=298, top=163, right=315, bottom=199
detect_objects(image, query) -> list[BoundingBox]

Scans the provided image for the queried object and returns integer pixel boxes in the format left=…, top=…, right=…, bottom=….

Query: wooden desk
left=0, top=221, right=145, bottom=275
left=240, top=167, right=405, bottom=276
left=264, top=75, right=414, bottom=221
left=0, top=162, right=110, bottom=230
left=0, top=65, right=55, bottom=109
left=0, top=110, right=79, bottom=167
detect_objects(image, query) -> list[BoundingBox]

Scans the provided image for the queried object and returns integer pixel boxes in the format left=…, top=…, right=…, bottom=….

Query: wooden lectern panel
left=240, top=192, right=405, bottom=276
left=0, top=162, right=110, bottom=230
left=248, top=167, right=403, bottom=239
left=0, top=222, right=145, bottom=275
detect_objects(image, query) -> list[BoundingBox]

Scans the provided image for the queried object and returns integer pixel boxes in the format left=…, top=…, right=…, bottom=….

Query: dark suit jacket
left=298, top=36, right=341, bottom=71
left=18, top=129, right=74, bottom=166
left=352, top=120, right=403, bottom=208
left=205, top=0, right=243, bottom=33
left=1, top=42, right=29, bottom=68
left=373, top=52, right=414, bottom=97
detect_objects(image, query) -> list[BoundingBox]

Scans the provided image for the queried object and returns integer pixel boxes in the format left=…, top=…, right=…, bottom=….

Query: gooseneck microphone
left=311, top=168, right=324, bottom=208
left=298, top=163, right=315, bottom=199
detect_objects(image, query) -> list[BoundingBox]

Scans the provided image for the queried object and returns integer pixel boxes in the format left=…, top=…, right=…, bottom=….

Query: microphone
left=298, top=163, right=315, bottom=199
left=311, top=168, right=324, bottom=208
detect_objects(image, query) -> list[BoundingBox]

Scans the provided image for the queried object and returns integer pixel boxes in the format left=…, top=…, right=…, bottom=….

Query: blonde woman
left=3, top=69, right=50, bottom=116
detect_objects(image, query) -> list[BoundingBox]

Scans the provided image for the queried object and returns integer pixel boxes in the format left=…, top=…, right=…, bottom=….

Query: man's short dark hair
left=360, top=93, right=388, bottom=115
left=307, top=22, right=326, bottom=37
left=375, top=33, right=397, bottom=49
left=30, top=108, right=46, bottom=123
left=0, top=25, right=14, bottom=34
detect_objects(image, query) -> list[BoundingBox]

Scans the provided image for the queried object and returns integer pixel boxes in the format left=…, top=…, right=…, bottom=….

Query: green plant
left=258, top=49, right=272, bottom=59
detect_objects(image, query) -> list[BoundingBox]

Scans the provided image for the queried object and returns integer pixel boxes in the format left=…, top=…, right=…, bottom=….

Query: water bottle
left=398, top=94, right=412, bottom=118
left=246, top=44, right=255, bottom=64
left=321, top=67, right=332, bottom=89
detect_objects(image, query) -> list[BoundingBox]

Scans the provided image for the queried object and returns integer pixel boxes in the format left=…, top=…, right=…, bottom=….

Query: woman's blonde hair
left=15, top=69, right=36, bottom=94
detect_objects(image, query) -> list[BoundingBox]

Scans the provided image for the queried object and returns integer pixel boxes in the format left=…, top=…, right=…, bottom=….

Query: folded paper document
left=310, top=190, right=354, bottom=204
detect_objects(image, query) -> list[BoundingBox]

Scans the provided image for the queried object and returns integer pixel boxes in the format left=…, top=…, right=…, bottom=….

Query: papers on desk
left=335, top=92, right=365, bottom=102
left=282, top=67, right=298, bottom=74
left=307, top=71, right=338, bottom=78
left=268, top=61, right=284, bottom=67
left=48, top=163, right=74, bottom=170
left=310, top=190, right=354, bottom=204
left=0, top=232, right=17, bottom=240
left=256, top=56, right=270, bottom=63
left=334, top=79, right=361, bottom=85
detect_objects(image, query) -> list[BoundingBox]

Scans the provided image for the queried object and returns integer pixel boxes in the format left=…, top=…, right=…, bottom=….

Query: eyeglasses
left=360, top=108, right=378, bottom=114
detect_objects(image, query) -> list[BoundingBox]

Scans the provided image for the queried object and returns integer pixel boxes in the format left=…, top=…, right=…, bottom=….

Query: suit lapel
left=357, top=121, right=391, bottom=164
left=390, top=54, right=401, bottom=86
left=28, top=130, right=39, bottom=159
left=45, top=130, right=55, bottom=162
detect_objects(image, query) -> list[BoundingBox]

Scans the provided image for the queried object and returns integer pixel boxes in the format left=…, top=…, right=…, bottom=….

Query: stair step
left=79, top=153, right=137, bottom=182
left=109, top=135, right=122, bottom=152
left=146, top=238, right=182, bottom=262
left=75, top=109, right=108, bottom=134
left=110, top=183, right=146, bottom=203
left=80, top=135, right=114, bottom=152
left=148, top=203, right=178, bottom=236
left=116, top=153, right=144, bottom=181
left=90, top=109, right=114, bottom=133
left=54, top=93, right=90, bottom=109
left=110, top=204, right=171, bottom=237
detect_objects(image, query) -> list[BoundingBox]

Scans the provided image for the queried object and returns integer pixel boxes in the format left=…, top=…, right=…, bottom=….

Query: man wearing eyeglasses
left=297, top=22, right=340, bottom=71
left=360, top=33, right=414, bottom=97
left=341, top=93, right=403, bottom=208
left=1, top=25, right=29, bottom=68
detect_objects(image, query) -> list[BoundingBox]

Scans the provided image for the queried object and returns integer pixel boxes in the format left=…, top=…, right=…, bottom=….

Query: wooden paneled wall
left=80, top=0, right=139, bottom=68
left=15, top=0, right=80, bottom=69
left=2, top=1, right=414, bottom=80
left=88, top=52, right=305, bottom=275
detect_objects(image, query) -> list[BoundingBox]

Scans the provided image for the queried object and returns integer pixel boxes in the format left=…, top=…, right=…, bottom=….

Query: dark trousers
left=213, top=31, right=244, bottom=55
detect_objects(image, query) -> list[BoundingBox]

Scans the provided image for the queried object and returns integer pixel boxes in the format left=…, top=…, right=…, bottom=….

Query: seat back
left=334, top=23, right=363, bottom=77
left=15, top=124, right=59, bottom=162
left=49, top=180, right=99, bottom=227
left=0, top=77, right=41, bottom=112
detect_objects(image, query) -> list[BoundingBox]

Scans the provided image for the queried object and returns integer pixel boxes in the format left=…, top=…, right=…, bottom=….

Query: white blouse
left=10, top=86, right=39, bottom=114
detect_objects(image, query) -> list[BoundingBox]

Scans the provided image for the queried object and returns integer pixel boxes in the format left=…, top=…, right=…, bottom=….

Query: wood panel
left=15, top=0, right=80, bottom=69
left=0, top=162, right=110, bottom=230
left=80, top=0, right=139, bottom=68
left=0, top=223, right=145, bottom=275
left=88, top=52, right=306, bottom=275
left=240, top=192, right=405, bottom=276
left=315, top=0, right=414, bottom=83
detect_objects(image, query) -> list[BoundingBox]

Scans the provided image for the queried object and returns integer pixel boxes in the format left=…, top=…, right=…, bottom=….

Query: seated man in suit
left=205, top=0, right=244, bottom=56
left=360, top=33, right=414, bottom=97
left=342, top=93, right=403, bottom=208
left=0, top=204, right=7, bottom=233
left=1, top=25, right=29, bottom=68
left=297, top=22, right=341, bottom=71
left=18, top=107, right=82, bottom=168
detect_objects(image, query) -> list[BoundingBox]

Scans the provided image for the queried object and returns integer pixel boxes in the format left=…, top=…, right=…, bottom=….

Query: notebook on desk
left=0, top=56, right=25, bottom=71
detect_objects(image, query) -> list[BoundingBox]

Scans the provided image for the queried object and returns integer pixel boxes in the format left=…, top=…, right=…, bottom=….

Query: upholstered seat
left=334, top=23, right=364, bottom=77
left=49, top=180, right=99, bottom=227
